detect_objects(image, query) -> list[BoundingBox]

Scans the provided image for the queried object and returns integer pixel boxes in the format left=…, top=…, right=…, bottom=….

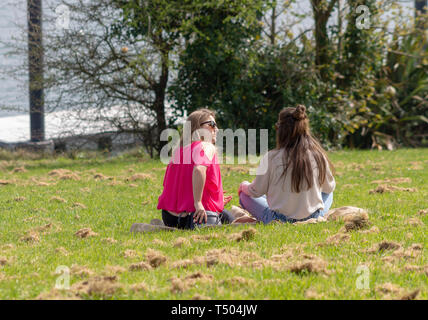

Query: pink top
left=157, top=141, right=224, bottom=213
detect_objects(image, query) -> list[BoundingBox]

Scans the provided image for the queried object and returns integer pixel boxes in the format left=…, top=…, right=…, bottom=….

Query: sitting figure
left=238, top=105, right=335, bottom=224
left=157, top=108, right=234, bottom=229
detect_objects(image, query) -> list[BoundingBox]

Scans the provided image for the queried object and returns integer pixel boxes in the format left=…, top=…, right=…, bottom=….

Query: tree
left=169, top=1, right=266, bottom=127
left=415, top=0, right=427, bottom=29
left=23, top=0, right=192, bottom=156
left=310, top=0, right=338, bottom=80
left=27, top=0, right=45, bottom=142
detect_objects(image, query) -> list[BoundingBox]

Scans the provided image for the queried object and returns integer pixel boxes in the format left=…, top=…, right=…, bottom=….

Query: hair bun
left=293, top=105, right=307, bottom=120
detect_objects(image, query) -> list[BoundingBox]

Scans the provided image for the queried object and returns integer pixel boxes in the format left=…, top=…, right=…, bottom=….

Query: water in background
left=0, top=1, right=28, bottom=117
left=0, top=1, right=415, bottom=124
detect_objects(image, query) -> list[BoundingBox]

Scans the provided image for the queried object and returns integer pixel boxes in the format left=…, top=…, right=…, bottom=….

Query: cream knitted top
left=242, top=148, right=336, bottom=220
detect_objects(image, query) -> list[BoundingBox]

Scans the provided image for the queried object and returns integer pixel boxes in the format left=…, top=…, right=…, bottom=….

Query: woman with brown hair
left=238, top=105, right=335, bottom=223
left=157, top=108, right=234, bottom=229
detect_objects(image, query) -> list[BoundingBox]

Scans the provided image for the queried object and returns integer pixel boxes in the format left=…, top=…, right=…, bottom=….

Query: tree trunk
left=311, top=0, right=338, bottom=81
left=415, top=0, right=427, bottom=29
left=27, top=0, right=45, bottom=142
left=270, top=5, right=276, bottom=45
left=154, top=49, right=169, bottom=154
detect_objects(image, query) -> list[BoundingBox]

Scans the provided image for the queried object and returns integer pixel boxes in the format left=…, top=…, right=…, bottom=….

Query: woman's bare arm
left=192, top=165, right=207, bottom=224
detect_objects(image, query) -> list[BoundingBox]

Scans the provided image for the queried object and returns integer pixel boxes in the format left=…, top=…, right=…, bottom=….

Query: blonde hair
left=179, top=108, right=216, bottom=147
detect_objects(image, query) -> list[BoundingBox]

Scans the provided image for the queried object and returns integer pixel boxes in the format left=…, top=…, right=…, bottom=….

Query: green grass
left=0, top=149, right=426, bottom=300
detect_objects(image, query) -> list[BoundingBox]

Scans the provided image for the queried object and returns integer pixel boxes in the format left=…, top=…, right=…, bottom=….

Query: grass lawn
left=0, top=148, right=426, bottom=300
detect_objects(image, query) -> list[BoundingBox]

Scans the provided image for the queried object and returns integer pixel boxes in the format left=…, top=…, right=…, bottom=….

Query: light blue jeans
left=239, top=192, right=333, bottom=224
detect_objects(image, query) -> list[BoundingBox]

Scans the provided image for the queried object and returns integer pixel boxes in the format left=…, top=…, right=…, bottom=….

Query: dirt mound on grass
left=2, top=244, right=14, bottom=250
left=405, top=218, right=424, bottom=227
left=104, top=265, right=127, bottom=275
left=365, top=242, right=423, bottom=263
left=123, top=249, right=139, bottom=258
left=50, top=196, right=67, bottom=203
left=170, top=272, right=214, bottom=293
left=20, top=231, right=40, bottom=243
left=305, top=288, right=325, bottom=299
left=11, top=167, right=27, bottom=173
left=170, top=277, right=189, bottom=293
left=146, top=249, right=167, bottom=268
left=227, top=228, right=257, bottom=242
left=72, top=202, right=87, bottom=209
left=102, top=237, right=118, bottom=244
left=287, top=254, right=329, bottom=275
left=378, top=241, right=402, bottom=251
left=369, top=185, right=417, bottom=194
left=48, top=169, right=80, bottom=181
left=93, top=173, right=112, bottom=180
left=55, top=247, right=69, bottom=256
left=30, top=223, right=61, bottom=236
left=359, top=226, right=380, bottom=234
left=192, top=294, right=211, bottom=300
left=129, top=282, right=149, bottom=293
left=70, top=265, right=94, bottom=278
left=170, top=248, right=301, bottom=271
left=35, top=181, right=52, bottom=187
left=370, top=177, right=411, bottom=184
left=317, top=233, right=350, bottom=246
left=403, top=264, right=428, bottom=276
left=129, top=261, right=152, bottom=271
left=173, top=237, right=190, bottom=248
left=74, top=228, right=99, bottom=238
left=204, top=248, right=263, bottom=268
left=71, top=275, right=121, bottom=298
left=126, top=173, right=153, bottom=182
left=152, top=239, right=166, bottom=246
left=35, top=289, right=81, bottom=300
left=365, top=241, right=402, bottom=253
left=418, top=209, right=428, bottom=216
left=184, top=272, right=214, bottom=282
left=0, top=257, right=9, bottom=266
left=381, top=245, right=423, bottom=263
left=335, top=211, right=369, bottom=232
left=376, top=283, right=420, bottom=300
left=0, top=179, right=13, bottom=185
left=288, top=258, right=328, bottom=275
left=191, top=234, right=220, bottom=242
left=170, top=259, right=196, bottom=269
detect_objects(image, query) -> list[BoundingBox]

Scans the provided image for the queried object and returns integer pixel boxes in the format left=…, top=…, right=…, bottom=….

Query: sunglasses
left=200, top=120, right=218, bottom=129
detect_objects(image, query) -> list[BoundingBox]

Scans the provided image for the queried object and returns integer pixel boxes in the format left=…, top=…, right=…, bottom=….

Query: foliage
left=3, top=0, right=427, bottom=152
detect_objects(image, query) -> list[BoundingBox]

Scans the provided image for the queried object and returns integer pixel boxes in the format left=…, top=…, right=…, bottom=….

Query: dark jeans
left=161, top=209, right=235, bottom=230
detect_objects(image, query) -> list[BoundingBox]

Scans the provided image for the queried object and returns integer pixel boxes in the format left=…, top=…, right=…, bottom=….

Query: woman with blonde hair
left=157, top=108, right=234, bottom=229
left=238, top=105, right=335, bottom=223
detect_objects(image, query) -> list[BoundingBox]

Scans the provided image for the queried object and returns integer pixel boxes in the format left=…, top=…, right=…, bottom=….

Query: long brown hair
left=179, top=108, right=216, bottom=147
left=276, top=105, right=334, bottom=192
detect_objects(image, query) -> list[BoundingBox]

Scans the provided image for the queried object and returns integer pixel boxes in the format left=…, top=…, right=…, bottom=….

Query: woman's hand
left=193, top=201, right=207, bottom=224
left=223, top=195, right=232, bottom=206
left=238, top=181, right=251, bottom=196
